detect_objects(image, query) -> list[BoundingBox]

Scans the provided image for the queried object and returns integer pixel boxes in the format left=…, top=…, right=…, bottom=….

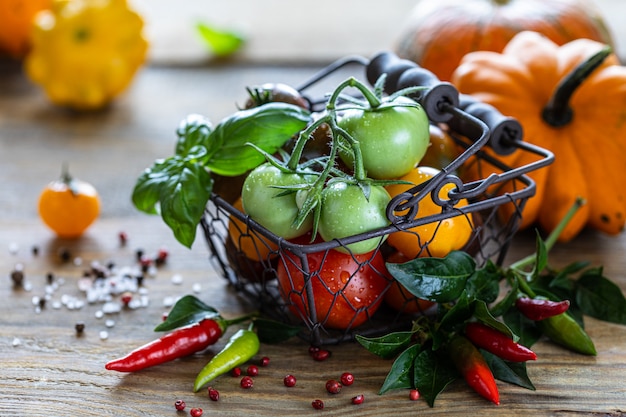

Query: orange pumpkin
left=394, top=0, right=614, bottom=81
left=0, top=0, right=51, bottom=58
left=451, top=31, right=626, bottom=241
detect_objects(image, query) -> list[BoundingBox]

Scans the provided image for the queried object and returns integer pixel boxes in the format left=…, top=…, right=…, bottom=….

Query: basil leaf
left=481, top=350, right=535, bottom=390
left=160, top=161, right=213, bottom=247
left=385, top=251, right=476, bottom=302
left=379, top=344, right=421, bottom=394
left=413, top=349, right=457, bottom=407
left=204, top=102, right=311, bottom=176
left=154, top=295, right=218, bottom=332
left=576, top=270, right=626, bottom=324
left=132, top=156, right=213, bottom=248
left=253, top=318, right=302, bottom=344
left=175, top=114, right=213, bottom=157
left=356, top=331, right=415, bottom=359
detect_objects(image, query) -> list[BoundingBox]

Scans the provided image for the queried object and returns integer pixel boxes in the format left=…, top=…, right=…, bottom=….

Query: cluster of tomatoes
left=222, top=80, right=475, bottom=331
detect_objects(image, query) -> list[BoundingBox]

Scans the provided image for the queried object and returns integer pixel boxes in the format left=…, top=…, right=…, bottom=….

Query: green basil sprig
left=132, top=103, right=311, bottom=247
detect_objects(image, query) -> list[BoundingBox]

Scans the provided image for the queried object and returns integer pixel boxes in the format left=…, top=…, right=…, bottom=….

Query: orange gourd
left=451, top=31, right=626, bottom=241
left=394, top=0, right=614, bottom=81
left=0, top=0, right=51, bottom=58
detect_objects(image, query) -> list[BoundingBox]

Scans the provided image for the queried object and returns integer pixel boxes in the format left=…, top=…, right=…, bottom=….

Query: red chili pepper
left=515, top=297, right=570, bottom=321
left=448, top=334, right=500, bottom=405
left=105, top=318, right=225, bottom=372
left=464, top=322, right=537, bottom=362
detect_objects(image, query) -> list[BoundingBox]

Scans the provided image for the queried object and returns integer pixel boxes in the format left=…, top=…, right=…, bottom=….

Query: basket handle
left=366, top=52, right=523, bottom=155
left=366, top=51, right=459, bottom=123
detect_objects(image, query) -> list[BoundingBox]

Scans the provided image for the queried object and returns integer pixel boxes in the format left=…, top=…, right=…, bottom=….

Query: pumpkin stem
left=542, top=45, right=612, bottom=127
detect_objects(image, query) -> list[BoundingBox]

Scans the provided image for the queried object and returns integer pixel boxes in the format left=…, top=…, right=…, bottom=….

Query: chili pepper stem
left=509, top=196, right=586, bottom=274
left=225, top=313, right=259, bottom=328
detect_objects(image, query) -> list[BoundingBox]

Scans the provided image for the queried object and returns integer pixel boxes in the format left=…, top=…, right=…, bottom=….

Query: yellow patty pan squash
left=452, top=31, right=626, bottom=242
left=25, top=0, right=148, bottom=110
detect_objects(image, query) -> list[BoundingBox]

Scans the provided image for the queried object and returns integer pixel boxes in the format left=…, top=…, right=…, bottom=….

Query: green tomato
left=318, top=181, right=390, bottom=254
left=241, top=163, right=315, bottom=239
left=338, top=96, right=430, bottom=179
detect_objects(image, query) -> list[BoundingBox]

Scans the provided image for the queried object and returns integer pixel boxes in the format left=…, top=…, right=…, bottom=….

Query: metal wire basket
left=200, top=52, right=554, bottom=346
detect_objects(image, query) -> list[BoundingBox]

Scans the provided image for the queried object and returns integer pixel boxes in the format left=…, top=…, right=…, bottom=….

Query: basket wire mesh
left=200, top=53, right=554, bottom=346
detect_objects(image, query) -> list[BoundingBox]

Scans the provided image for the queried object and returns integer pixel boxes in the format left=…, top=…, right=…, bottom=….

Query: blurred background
left=130, top=0, right=626, bottom=65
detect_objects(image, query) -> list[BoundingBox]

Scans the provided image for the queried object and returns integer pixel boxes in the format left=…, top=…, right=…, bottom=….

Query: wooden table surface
left=2, top=53, right=626, bottom=417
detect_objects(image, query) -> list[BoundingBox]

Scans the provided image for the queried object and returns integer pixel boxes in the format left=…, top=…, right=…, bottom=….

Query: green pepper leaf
left=413, top=349, right=458, bottom=407
left=473, top=300, right=518, bottom=342
left=356, top=331, right=415, bottom=359
left=576, top=269, right=626, bottom=324
left=490, top=278, right=519, bottom=317
left=548, top=261, right=590, bottom=293
left=253, top=318, right=302, bottom=344
left=204, top=103, right=311, bottom=176
left=379, top=344, right=421, bottom=394
left=465, top=260, right=501, bottom=304
left=503, top=308, right=542, bottom=349
left=196, top=21, right=246, bottom=57
left=530, top=230, right=548, bottom=280
left=481, top=350, right=535, bottom=390
left=154, top=295, right=219, bottom=332
left=438, top=290, right=474, bottom=334
left=385, top=251, right=476, bottom=303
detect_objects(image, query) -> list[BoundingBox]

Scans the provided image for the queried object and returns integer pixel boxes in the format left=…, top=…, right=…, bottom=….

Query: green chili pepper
left=537, top=312, right=596, bottom=356
left=193, top=324, right=260, bottom=392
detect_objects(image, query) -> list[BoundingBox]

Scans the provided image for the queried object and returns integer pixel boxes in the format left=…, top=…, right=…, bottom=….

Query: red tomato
left=277, top=244, right=389, bottom=330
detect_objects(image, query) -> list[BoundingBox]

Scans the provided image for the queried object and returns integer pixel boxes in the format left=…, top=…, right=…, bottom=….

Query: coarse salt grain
left=8, top=242, right=19, bottom=254
left=102, top=301, right=122, bottom=314
left=163, top=296, right=175, bottom=307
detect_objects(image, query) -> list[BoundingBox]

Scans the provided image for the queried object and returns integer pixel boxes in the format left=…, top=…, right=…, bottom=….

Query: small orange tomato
left=38, top=167, right=100, bottom=238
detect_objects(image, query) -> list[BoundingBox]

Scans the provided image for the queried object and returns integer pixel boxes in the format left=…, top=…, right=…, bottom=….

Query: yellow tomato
left=38, top=167, right=100, bottom=238
left=385, top=166, right=473, bottom=259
